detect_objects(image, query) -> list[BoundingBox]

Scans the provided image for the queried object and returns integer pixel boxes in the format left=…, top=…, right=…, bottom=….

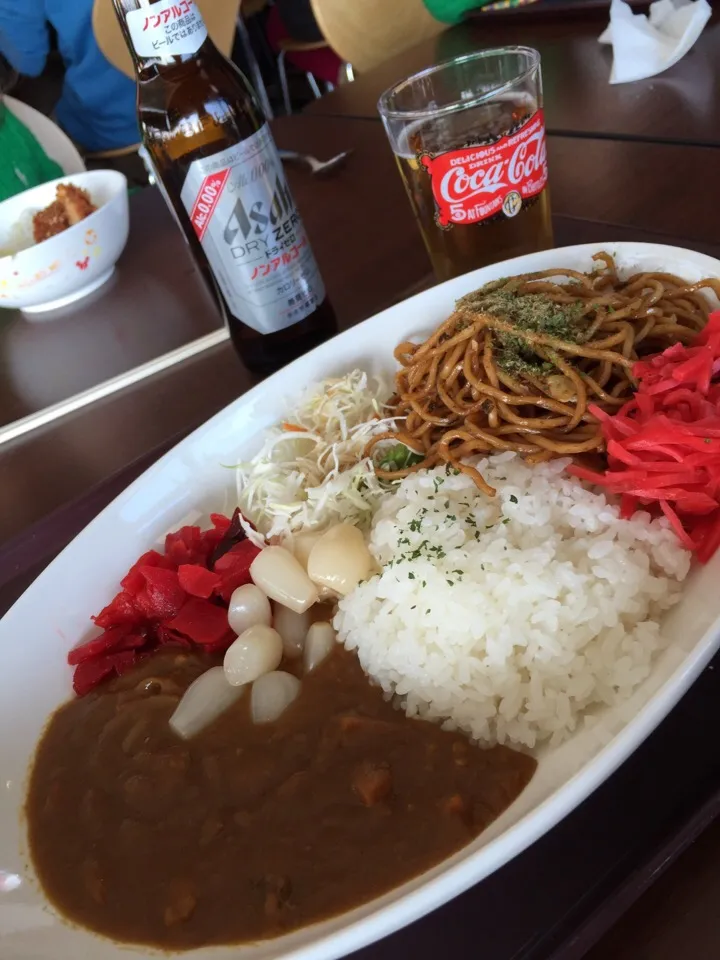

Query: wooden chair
left=277, top=38, right=329, bottom=114
left=309, top=0, right=443, bottom=75
left=233, top=0, right=275, bottom=118
left=265, top=5, right=342, bottom=114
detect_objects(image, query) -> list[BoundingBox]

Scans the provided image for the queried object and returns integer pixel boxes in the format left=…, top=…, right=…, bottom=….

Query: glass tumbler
left=378, top=47, right=553, bottom=282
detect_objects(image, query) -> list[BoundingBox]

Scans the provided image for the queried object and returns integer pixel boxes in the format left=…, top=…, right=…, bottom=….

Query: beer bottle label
left=126, top=0, right=208, bottom=58
left=179, top=125, right=326, bottom=335
left=421, top=110, right=548, bottom=228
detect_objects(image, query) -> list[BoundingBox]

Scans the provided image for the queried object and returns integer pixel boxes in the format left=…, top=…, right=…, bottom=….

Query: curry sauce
left=26, top=647, right=535, bottom=949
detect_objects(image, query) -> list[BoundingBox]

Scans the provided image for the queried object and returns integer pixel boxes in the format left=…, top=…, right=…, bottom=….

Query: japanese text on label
left=126, top=0, right=208, bottom=58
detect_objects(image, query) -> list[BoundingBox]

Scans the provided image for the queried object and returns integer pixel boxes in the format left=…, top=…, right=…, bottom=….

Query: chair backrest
left=92, top=0, right=242, bottom=78
left=309, top=0, right=443, bottom=74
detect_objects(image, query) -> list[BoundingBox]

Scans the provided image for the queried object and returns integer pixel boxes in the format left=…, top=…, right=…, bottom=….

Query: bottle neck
left=112, top=0, right=215, bottom=74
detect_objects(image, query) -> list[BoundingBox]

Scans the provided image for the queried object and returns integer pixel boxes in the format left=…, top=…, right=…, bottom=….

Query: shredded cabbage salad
left=235, top=370, right=406, bottom=539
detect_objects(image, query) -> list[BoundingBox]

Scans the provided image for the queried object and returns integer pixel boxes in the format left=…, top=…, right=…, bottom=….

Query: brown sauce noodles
left=368, top=252, right=720, bottom=496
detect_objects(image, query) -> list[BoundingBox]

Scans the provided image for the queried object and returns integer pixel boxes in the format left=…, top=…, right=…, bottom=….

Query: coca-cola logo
left=421, top=110, right=548, bottom=228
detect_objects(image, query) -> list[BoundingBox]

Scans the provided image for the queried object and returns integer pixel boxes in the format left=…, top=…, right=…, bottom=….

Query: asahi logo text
left=223, top=174, right=296, bottom=257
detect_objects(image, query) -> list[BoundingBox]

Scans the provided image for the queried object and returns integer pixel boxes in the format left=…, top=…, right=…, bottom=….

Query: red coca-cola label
left=421, top=110, right=548, bottom=228
left=188, top=168, right=231, bottom=240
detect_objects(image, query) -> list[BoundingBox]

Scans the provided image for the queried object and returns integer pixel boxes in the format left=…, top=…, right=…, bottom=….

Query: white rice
left=334, top=453, right=691, bottom=749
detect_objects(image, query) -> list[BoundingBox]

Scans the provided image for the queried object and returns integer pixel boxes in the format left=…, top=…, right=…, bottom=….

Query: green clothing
left=423, top=0, right=540, bottom=22
left=0, top=101, right=64, bottom=203
left=423, top=0, right=477, bottom=22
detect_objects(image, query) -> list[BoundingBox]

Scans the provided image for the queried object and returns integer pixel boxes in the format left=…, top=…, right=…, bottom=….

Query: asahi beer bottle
left=112, top=0, right=337, bottom=374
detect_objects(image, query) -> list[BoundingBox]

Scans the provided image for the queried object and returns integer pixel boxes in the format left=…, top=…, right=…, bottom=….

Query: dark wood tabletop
left=3, top=33, right=720, bottom=960
left=0, top=190, right=222, bottom=432
left=2, top=119, right=717, bottom=445
left=304, top=13, right=720, bottom=146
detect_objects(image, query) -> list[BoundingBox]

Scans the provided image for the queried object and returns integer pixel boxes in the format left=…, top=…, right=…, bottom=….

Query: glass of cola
left=378, top=47, right=553, bottom=282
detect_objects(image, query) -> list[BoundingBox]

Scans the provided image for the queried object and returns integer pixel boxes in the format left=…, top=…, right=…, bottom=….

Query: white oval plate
left=2, top=242, right=720, bottom=960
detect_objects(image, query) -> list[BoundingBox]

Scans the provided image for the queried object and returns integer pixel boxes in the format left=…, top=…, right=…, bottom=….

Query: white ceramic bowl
left=1, top=242, right=720, bottom=960
left=0, top=170, right=129, bottom=314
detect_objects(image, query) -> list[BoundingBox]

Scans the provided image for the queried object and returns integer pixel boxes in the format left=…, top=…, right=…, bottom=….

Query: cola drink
left=380, top=49, right=553, bottom=282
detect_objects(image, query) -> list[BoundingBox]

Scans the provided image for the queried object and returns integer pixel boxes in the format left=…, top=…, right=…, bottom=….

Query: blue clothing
left=0, top=0, right=139, bottom=151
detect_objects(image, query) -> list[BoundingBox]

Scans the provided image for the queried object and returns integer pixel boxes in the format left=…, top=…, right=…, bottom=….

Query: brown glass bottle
left=112, top=0, right=336, bottom=375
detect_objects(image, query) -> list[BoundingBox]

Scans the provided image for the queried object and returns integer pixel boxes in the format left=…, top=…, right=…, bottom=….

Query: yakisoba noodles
left=367, top=252, right=720, bottom=495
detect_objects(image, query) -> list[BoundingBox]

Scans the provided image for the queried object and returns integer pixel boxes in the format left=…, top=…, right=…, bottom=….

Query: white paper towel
left=598, top=0, right=712, bottom=84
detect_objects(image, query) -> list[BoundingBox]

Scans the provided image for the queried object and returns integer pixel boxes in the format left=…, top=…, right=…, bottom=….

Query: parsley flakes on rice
left=335, top=453, right=690, bottom=749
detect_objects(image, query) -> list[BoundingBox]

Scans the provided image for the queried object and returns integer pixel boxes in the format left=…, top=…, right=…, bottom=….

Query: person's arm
left=0, top=0, right=49, bottom=77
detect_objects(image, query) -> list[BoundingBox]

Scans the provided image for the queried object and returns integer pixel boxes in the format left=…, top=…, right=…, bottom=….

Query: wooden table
left=5, top=117, right=720, bottom=545
left=3, top=32, right=720, bottom=960
left=0, top=190, right=222, bottom=433
left=305, top=12, right=720, bottom=146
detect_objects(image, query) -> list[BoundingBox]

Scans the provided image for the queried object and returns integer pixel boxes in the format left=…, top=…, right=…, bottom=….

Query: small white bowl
left=0, top=170, right=129, bottom=315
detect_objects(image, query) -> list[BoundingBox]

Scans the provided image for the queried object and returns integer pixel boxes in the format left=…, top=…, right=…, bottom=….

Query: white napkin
left=598, top=0, right=712, bottom=84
